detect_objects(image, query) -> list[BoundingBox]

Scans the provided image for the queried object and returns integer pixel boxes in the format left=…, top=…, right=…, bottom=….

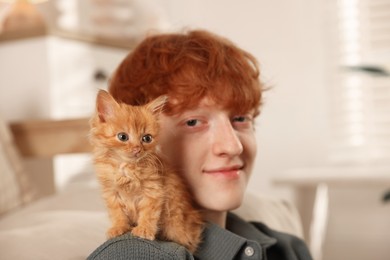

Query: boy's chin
left=206, top=196, right=245, bottom=212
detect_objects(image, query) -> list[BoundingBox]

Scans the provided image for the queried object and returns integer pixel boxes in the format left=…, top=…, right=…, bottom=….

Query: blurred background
left=0, top=0, right=389, bottom=259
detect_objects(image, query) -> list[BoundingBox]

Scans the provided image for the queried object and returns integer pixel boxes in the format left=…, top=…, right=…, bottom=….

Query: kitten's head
left=90, top=90, right=167, bottom=161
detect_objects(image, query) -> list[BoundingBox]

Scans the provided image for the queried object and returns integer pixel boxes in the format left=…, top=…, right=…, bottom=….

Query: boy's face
left=158, top=97, right=257, bottom=213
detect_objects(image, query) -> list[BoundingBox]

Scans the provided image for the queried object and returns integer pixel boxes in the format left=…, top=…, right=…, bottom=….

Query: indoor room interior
left=0, top=0, right=389, bottom=259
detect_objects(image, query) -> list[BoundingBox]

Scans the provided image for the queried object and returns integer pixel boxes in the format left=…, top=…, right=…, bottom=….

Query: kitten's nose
left=132, top=146, right=141, bottom=156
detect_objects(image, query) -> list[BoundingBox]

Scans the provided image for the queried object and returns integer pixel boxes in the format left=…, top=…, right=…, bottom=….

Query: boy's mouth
left=203, top=165, right=244, bottom=179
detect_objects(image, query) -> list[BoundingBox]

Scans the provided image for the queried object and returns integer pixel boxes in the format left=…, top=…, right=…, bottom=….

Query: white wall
left=0, top=38, right=51, bottom=121
left=157, top=0, right=332, bottom=197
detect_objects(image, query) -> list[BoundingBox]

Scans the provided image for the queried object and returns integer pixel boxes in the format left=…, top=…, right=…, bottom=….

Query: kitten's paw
left=107, top=226, right=130, bottom=238
left=131, top=226, right=156, bottom=240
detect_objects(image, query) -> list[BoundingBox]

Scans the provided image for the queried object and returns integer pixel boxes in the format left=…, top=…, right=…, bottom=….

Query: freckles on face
left=157, top=99, right=257, bottom=213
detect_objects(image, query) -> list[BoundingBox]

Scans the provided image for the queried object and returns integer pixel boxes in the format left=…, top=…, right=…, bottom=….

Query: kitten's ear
left=146, top=95, right=168, bottom=115
left=96, top=90, right=119, bottom=122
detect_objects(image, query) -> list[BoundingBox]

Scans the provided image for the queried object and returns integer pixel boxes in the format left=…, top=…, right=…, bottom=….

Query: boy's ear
left=96, top=89, right=119, bottom=122
left=146, top=95, right=168, bottom=115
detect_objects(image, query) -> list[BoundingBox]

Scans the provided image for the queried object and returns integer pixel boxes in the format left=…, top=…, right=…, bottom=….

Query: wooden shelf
left=50, top=29, right=137, bottom=50
left=0, top=27, right=47, bottom=42
left=0, top=27, right=137, bottom=50
left=9, top=117, right=92, bottom=158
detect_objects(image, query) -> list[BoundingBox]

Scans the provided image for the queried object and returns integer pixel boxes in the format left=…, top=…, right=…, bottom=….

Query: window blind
left=326, top=0, right=390, bottom=164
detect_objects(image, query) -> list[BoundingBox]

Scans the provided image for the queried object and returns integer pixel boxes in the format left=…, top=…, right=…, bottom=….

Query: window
left=326, top=0, right=390, bottom=164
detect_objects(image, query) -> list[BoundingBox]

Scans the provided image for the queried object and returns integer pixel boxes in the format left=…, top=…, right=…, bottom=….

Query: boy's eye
left=117, top=132, right=129, bottom=142
left=186, top=119, right=198, bottom=127
left=141, top=134, right=153, bottom=143
left=232, top=115, right=254, bottom=129
left=233, top=116, right=247, bottom=122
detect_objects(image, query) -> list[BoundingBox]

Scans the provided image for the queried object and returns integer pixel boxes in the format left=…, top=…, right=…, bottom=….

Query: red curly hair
left=109, top=30, right=263, bottom=116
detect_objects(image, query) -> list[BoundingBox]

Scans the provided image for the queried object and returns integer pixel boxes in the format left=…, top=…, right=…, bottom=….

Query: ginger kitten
left=89, top=90, right=203, bottom=253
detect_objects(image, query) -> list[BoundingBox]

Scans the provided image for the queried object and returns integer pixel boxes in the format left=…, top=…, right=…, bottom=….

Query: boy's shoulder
left=87, top=233, right=194, bottom=260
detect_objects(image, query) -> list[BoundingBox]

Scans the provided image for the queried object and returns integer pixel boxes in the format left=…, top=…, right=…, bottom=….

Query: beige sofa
left=0, top=117, right=303, bottom=260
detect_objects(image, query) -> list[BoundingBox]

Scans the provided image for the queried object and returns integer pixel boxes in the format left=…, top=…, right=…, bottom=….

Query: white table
left=274, top=166, right=390, bottom=260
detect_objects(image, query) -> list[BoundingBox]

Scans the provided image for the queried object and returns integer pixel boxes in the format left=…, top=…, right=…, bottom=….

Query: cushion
left=0, top=117, right=33, bottom=216
left=233, top=191, right=304, bottom=238
left=0, top=183, right=108, bottom=260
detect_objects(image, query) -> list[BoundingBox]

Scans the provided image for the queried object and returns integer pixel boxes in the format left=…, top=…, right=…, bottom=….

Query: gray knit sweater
left=87, top=213, right=312, bottom=260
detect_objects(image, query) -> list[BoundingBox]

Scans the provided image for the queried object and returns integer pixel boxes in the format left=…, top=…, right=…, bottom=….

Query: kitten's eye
left=141, top=134, right=153, bottom=143
left=117, top=132, right=129, bottom=142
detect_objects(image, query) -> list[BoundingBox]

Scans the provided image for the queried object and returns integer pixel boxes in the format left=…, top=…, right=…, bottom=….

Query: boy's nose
left=211, top=120, right=243, bottom=156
